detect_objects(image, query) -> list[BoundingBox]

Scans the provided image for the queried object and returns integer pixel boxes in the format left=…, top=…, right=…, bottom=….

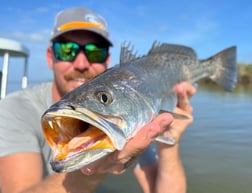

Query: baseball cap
left=50, top=7, right=113, bottom=46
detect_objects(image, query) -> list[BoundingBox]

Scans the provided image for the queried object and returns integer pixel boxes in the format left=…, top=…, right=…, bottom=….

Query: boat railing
left=0, top=38, right=29, bottom=99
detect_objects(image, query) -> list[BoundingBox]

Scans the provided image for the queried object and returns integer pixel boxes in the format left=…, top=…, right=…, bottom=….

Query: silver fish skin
left=41, top=42, right=237, bottom=172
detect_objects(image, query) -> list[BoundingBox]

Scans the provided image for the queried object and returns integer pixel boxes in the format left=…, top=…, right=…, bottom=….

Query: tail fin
left=207, top=46, right=237, bottom=91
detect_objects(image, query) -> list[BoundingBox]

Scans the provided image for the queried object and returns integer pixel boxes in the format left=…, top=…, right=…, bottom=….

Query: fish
left=41, top=42, right=237, bottom=173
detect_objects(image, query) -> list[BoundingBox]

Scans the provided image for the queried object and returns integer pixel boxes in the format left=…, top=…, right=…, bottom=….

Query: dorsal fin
left=120, top=41, right=140, bottom=65
left=148, top=41, right=197, bottom=58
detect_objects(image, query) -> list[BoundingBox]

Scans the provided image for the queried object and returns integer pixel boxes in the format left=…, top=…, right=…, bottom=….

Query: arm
left=21, top=170, right=106, bottom=193
left=155, top=82, right=195, bottom=193
left=155, top=141, right=185, bottom=193
left=0, top=153, right=106, bottom=193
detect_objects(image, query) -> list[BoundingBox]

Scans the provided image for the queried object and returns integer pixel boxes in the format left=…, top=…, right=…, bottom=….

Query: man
left=0, top=7, right=195, bottom=193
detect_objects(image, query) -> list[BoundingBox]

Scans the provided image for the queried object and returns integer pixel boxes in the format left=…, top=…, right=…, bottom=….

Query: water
left=98, top=85, right=252, bottom=193
left=181, top=86, right=252, bottom=193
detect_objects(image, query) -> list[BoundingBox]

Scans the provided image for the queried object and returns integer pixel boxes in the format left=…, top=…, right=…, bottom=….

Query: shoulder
left=1, top=82, right=52, bottom=107
left=0, top=82, right=53, bottom=118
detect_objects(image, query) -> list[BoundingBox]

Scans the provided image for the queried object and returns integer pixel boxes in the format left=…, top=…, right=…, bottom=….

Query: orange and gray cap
left=50, top=7, right=113, bottom=46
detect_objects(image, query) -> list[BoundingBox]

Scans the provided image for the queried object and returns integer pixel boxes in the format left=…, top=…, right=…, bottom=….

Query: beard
left=54, top=70, right=101, bottom=98
left=64, top=70, right=98, bottom=82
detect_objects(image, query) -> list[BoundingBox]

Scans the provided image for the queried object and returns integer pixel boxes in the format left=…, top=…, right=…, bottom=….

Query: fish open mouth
left=41, top=110, right=117, bottom=163
left=41, top=107, right=127, bottom=164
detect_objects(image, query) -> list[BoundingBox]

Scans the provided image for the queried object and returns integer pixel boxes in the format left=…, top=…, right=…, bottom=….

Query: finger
left=177, top=92, right=193, bottom=113
left=156, top=108, right=193, bottom=148
left=175, top=83, right=195, bottom=113
left=80, top=154, right=125, bottom=175
left=175, top=82, right=196, bottom=98
left=121, top=113, right=174, bottom=154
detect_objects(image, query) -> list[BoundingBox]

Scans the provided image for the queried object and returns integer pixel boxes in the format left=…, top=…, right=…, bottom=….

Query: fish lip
left=41, top=101, right=74, bottom=115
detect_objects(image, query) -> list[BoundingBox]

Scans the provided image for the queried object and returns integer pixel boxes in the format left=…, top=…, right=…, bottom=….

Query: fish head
left=41, top=76, right=141, bottom=172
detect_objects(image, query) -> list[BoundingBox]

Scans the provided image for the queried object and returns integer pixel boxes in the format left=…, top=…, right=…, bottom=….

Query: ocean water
left=181, top=86, right=252, bottom=193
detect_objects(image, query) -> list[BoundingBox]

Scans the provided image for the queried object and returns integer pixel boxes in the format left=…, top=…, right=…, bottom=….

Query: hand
left=80, top=113, right=174, bottom=175
left=157, top=82, right=196, bottom=149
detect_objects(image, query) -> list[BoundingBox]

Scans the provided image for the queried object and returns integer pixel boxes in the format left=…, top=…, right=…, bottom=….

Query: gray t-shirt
left=0, top=82, right=157, bottom=188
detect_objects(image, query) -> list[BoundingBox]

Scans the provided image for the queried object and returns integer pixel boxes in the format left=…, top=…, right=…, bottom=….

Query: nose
left=72, top=51, right=90, bottom=72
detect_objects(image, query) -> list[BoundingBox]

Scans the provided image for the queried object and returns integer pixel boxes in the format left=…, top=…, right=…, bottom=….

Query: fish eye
left=96, top=91, right=113, bottom=105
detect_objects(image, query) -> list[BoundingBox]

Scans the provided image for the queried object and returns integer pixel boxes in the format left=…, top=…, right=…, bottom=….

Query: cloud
left=167, top=18, right=219, bottom=45
left=19, top=17, right=36, bottom=25
left=36, top=7, right=50, bottom=13
left=159, top=24, right=169, bottom=32
left=9, top=30, right=50, bottom=42
left=135, top=5, right=147, bottom=17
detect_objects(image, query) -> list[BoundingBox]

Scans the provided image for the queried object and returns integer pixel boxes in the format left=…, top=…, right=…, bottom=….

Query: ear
left=46, top=46, right=54, bottom=69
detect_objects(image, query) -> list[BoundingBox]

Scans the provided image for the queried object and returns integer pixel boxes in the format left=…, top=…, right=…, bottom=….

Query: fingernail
left=80, top=167, right=95, bottom=176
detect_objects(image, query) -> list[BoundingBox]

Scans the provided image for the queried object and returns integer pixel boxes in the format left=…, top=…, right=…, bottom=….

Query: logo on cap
left=84, top=14, right=106, bottom=30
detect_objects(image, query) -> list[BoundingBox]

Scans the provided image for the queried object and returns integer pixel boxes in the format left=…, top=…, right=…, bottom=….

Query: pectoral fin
left=155, top=110, right=189, bottom=145
left=155, top=135, right=176, bottom=145
left=159, top=110, right=189, bottom=120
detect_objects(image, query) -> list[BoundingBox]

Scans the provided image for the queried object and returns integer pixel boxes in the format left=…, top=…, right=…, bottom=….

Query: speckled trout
left=41, top=42, right=237, bottom=172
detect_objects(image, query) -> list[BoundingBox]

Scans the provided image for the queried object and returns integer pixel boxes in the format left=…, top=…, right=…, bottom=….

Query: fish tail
left=207, top=46, right=237, bottom=91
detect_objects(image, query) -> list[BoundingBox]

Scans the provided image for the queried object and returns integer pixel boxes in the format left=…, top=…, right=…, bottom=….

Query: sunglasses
left=52, top=42, right=109, bottom=63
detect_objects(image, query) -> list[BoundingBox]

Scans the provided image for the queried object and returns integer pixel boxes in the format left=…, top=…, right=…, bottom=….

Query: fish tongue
left=67, top=125, right=104, bottom=149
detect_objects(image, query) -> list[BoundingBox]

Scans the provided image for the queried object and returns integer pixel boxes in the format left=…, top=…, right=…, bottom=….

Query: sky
left=0, top=0, right=252, bottom=92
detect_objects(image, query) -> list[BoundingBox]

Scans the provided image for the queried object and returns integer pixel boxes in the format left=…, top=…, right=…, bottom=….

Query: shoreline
left=198, top=63, right=252, bottom=85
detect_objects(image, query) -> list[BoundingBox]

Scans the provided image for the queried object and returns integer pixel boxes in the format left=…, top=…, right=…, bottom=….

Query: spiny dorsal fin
left=120, top=41, right=140, bottom=65
left=148, top=41, right=197, bottom=58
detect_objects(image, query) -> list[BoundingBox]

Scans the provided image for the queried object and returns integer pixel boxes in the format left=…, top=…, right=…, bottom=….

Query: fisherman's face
left=47, top=30, right=110, bottom=101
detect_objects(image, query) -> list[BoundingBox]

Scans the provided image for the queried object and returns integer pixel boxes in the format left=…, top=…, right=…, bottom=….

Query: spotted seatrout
left=41, top=42, right=237, bottom=172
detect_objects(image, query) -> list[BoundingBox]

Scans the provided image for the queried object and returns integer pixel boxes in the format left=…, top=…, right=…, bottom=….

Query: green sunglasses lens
left=85, top=44, right=108, bottom=63
left=53, top=42, right=108, bottom=63
left=53, top=42, right=79, bottom=61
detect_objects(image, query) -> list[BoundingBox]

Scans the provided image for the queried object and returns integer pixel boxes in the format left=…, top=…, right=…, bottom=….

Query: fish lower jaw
left=51, top=148, right=114, bottom=173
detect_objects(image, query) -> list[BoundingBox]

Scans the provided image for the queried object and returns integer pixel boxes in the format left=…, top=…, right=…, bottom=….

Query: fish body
left=41, top=42, right=237, bottom=172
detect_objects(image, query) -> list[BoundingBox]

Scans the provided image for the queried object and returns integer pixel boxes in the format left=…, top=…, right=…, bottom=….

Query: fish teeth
left=48, top=120, right=54, bottom=129
left=53, top=117, right=69, bottom=141
left=55, top=119, right=62, bottom=129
